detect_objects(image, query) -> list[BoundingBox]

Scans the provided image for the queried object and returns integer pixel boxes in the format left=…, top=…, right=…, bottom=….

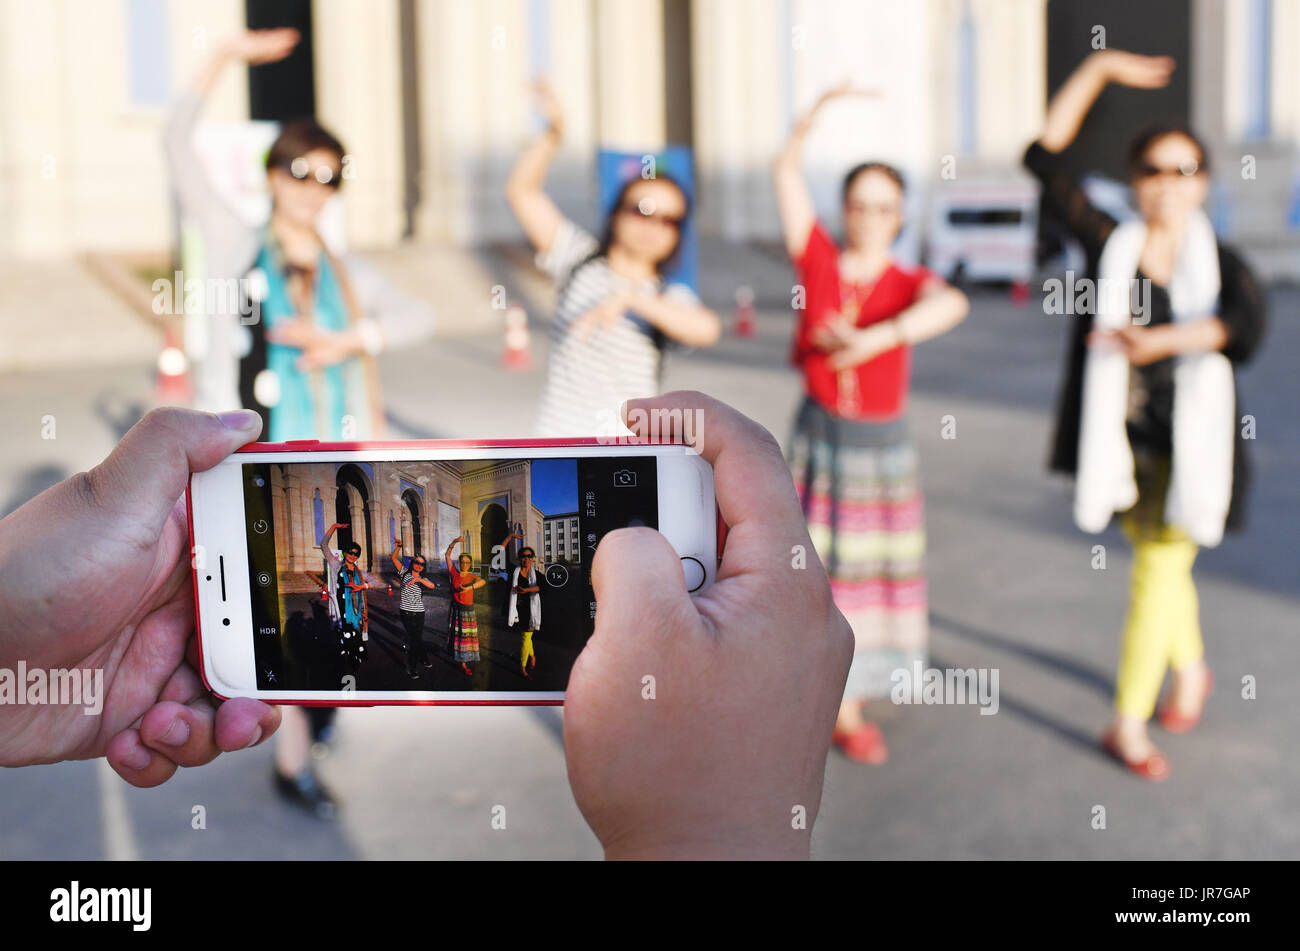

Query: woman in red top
left=445, top=534, right=486, bottom=677
left=774, top=85, right=969, bottom=765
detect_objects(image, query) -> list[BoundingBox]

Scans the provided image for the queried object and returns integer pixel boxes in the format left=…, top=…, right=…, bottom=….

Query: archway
left=480, top=503, right=508, bottom=573
left=402, top=488, right=423, bottom=559
left=335, top=464, right=374, bottom=570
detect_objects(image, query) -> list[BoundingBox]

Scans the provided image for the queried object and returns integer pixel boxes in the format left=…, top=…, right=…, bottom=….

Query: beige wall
left=312, top=0, right=406, bottom=247
left=0, top=0, right=246, bottom=257
left=4, top=0, right=1295, bottom=259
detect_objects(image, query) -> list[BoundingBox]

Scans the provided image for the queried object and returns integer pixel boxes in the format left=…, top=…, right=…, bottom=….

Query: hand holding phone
left=0, top=408, right=281, bottom=787
left=563, top=392, right=853, bottom=860
left=190, top=417, right=717, bottom=702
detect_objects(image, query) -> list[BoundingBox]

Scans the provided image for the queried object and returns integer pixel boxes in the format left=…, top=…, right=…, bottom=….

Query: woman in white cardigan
left=1023, top=50, right=1266, bottom=780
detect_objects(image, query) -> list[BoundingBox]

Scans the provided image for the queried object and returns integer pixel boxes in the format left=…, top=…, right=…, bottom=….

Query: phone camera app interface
left=241, top=456, right=658, bottom=692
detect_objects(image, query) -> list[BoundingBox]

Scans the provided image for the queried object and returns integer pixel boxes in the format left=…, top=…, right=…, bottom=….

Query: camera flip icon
left=612, top=469, right=637, bottom=487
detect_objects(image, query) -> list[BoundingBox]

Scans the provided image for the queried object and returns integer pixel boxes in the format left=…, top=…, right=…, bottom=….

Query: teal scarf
left=255, top=237, right=355, bottom=441
left=340, top=564, right=365, bottom=628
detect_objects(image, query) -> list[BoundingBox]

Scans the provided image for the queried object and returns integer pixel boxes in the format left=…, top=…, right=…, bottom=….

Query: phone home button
left=680, top=556, right=706, bottom=593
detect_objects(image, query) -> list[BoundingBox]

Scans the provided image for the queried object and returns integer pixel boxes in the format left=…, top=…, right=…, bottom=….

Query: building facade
left=266, top=457, right=543, bottom=579
left=542, top=511, right=580, bottom=565
left=3, top=0, right=1297, bottom=269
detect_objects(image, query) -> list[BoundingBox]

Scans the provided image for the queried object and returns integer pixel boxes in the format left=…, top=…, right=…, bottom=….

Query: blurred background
left=1, top=0, right=1297, bottom=859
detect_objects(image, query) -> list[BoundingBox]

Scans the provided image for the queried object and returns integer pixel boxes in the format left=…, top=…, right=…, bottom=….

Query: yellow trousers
left=520, top=629, right=535, bottom=671
left=1113, top=517, right=1205, bottom=720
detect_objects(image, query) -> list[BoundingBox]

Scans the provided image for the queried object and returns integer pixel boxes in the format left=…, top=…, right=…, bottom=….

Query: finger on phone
left=588, top=527, right=695, bottom=654
left=622, top=392, right=805, bottom=562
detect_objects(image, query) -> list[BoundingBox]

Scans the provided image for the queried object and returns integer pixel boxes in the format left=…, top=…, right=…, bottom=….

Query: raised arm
left=505, top=80, right=567, bottom=255
left=1039, top=50, right=1173, bottom=153
left=163, top=29, right=300, bottom=242
left=1026, top=51, right=1174, bottom=260
left=773, top=84, right=878, bottom=260
left=391, top=538, right=404, bottom=573
left=445, top=534, right=463, bottom=574
left=320, top=522, right=346, bottom=549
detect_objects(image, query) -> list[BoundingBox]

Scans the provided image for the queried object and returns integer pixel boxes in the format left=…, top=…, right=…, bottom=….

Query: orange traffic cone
left=154, top=332, right=193, bottom=406
left=502, top=304, right=533, bottom=370
left=734, top=285, right=756, bottom=338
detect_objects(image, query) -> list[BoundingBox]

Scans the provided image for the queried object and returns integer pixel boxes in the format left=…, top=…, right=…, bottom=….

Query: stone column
left=364, top=498, right=382, bottom=572
left=312, top=0, right=406, bottom=246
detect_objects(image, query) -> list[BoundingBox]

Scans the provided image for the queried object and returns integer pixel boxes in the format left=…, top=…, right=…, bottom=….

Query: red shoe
left=831, top=722, right=889, bottom=764
left=461, top=663, right=473, bottom=677
left=1157, top=669, right=1214, bottom=734
left=1101, top=733, right=1170, bottom=782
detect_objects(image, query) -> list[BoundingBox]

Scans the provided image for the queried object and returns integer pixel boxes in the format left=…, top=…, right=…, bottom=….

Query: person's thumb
left=82, top=408, right=262, bottom=538
left=590, top=527, right=693, bottom=644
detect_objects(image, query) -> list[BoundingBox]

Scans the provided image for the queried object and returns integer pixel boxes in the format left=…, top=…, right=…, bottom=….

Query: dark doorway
left=402, top=489, right=423, bottom=558
left=1045, top=0, right=1191, bottom=181
left=335, top=465, right=373, bottom=570
left=662, top=0, right=694, bottom=148
left=480, top=503, right=508, bottom=572
left=245, top=0, right=316, bottom=121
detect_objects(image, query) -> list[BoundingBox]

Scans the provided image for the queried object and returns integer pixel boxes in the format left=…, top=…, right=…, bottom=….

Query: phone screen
left=239, top=455, right=658, bottom=693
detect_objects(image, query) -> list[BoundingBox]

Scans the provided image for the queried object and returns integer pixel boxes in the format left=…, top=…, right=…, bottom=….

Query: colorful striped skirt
left=449, top=602, right=481, bottom=663
left=788, top=397, right=927, bottom=700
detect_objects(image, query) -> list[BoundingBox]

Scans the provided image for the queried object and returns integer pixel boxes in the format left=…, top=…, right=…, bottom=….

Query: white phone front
left=188, top=442, right=716, bottom=704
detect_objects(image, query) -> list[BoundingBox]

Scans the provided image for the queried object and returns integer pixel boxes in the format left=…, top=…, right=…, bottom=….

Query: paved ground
left=0, top=239, right=1296, bottom=859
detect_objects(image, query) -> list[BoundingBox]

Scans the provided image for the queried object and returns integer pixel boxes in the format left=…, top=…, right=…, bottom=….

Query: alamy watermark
left=596, top=406, right=704, bottom=455
left=0, top=662, right=103, bottom=715
left=891, top=662, right=999, bottom=715
left=152, top=270, right=260, bottom=324
left=1042, top=271, right=1151, bottom=325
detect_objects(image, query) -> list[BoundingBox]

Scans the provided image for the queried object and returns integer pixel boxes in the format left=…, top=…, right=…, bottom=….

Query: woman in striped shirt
left=506, top=81, right=722, bottom=437
left=391, top=540, right=436, bottom=679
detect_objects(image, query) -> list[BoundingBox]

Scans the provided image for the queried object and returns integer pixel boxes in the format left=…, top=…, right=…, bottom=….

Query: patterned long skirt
left=787, top=397, right=927, bottom=701
left=449, top=602, right=481, bottom=663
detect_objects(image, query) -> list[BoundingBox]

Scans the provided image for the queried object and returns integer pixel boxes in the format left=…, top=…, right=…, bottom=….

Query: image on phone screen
left=239, top=455, right=659, bottom=693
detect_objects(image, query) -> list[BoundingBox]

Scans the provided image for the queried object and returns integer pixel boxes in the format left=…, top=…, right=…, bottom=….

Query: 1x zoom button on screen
left=545, top=564, right=569, bottom=587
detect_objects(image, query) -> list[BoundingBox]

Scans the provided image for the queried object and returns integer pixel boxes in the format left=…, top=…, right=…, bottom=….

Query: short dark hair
left=520, top=547, right=536, bottom=559
left=266, top=119, right=346, bottom=174
left=841, top=162, right=906, bottom=204
left=411, top=555, right=425, bottom=565
left=458, top=553, right=472, bottom=565
left=345, top=543, right=361, bottom=555
left=1126, top=122, right=1209, bottom=177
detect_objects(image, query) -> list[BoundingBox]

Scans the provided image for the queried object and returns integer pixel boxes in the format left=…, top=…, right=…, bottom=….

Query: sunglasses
left=277, top=157, right=343, bottom=189
left=1135, top=160, right=1201, bottom=180
left=413, top=561, right=426, bottom=568
left=618, top=201, right=684, bottom=229
left=845, top=200, right=902, bottom=217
